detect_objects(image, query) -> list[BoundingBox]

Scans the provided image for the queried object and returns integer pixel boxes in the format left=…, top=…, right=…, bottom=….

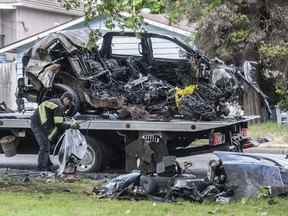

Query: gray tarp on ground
left=96, top=172, right=141, bottom=197
left=214, top=151, right=288, bottom=199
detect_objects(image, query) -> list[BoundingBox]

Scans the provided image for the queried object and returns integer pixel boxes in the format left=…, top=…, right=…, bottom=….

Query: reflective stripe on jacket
left=36, top=98, right=67, bottom=141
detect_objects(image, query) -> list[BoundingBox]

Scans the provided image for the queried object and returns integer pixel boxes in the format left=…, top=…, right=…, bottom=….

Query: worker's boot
left=38, top=151, right=50, bottom=171
left=46, top=158, right=59, bottom=172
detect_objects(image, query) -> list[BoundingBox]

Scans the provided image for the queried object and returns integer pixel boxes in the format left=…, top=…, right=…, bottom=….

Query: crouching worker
left=31, top=92, right=79, bottom=171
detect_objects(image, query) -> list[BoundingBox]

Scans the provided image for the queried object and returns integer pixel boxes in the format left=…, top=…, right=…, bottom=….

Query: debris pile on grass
left=94, top=152, right=288, bottom=203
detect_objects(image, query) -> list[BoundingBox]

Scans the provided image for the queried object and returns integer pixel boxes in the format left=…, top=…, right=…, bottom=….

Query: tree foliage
left=64, top=0, right=165, bottom=31
left=64, top=0, right=221, bottom=29
left=195, top=0, right=288, bottom=109
left=63, top=0, right=167, bottom=49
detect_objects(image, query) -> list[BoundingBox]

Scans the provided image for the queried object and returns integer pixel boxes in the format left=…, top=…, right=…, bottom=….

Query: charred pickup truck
left=0, top=29, right=268, bottom=173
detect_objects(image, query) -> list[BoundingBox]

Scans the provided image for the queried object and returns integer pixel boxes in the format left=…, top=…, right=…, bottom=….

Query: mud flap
left=125, top=132, right=168, bottom=173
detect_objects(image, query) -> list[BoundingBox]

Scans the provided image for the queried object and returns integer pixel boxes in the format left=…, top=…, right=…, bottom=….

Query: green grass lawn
left=249, top=122, right=288, bottom=147
left=1, top=191, right=288, bottom=216
left=249, top=122, right=288, bottom=139
left=0, top=178, right=287, bottom=216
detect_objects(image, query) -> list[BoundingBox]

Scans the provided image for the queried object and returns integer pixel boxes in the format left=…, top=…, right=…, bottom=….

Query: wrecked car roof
left=214, top=151, right=288, bottom=168
left=214, top=151, right=288, bottom=199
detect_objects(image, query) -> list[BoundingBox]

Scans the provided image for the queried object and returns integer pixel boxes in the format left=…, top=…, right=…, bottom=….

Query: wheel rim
left=77, top=145, right=96, bottom=172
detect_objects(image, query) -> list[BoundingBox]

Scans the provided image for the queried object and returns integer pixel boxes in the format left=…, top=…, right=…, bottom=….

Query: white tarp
left=0, top=62, right=17, bottom=110
left=52, top=129, right=88, bottom=175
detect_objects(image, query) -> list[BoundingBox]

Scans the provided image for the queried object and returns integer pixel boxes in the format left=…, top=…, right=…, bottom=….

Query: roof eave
left=0, top=16, right=85, bottom=54
left=0, top=3, right=20, bottom=9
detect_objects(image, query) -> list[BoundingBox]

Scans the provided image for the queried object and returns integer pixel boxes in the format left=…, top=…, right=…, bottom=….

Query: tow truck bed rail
left=0, top=112, right=258, bottom=132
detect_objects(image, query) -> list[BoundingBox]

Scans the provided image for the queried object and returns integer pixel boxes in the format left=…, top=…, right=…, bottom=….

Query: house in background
left=0, top=0, right=83, bottom=48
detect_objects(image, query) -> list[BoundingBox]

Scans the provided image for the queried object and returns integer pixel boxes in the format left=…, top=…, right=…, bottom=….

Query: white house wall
left=1, top=10, right=16, bottom=45
left=16, top=7, right=77, bottom=41
left=0, top=62, right=17, bottom=110
left=144, top=24, right=189, bottom=42
left=0, top=11, right=2, bottom=39
left=15, top=51, right=22, bottom=77
left=17, top=0, right=82, bottom=16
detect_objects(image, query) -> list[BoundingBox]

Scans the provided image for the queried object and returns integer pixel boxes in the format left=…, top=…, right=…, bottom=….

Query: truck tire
left=77, top=136, right=104, bottom=172
left=38, top=83, right=80, bottom=116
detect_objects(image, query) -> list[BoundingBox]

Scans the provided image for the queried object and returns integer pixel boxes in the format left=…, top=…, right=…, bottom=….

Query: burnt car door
left=147, top=34, right=194, bottom=86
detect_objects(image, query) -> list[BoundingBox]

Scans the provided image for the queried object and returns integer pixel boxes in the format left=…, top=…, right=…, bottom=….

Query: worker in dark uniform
left=31, top=92, right=79, bottom=171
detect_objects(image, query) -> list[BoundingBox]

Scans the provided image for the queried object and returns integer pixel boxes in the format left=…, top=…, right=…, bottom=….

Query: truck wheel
left=77, top=136, right=104, bottom=172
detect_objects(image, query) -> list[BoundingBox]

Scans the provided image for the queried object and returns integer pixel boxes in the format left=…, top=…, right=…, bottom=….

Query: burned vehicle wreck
left=19, top=29, right=269, bottom=121
left=3, top=28, right=267, bottom=173
left=95, top=152, right=288, bottom=202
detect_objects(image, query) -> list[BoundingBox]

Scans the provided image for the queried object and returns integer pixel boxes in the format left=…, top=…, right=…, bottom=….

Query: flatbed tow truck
left=0, top=111, right=257, bottom=172
left=0, top=30, right=265, bottom=173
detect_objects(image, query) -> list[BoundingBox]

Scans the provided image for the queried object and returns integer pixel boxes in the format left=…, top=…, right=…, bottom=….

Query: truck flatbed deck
left=0, top=112, right=258, bottom=132
left=0, top=112, right=258, bottom=172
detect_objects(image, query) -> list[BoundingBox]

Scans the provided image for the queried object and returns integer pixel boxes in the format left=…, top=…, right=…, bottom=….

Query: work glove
left=70, top=122, right=80, bottom=129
